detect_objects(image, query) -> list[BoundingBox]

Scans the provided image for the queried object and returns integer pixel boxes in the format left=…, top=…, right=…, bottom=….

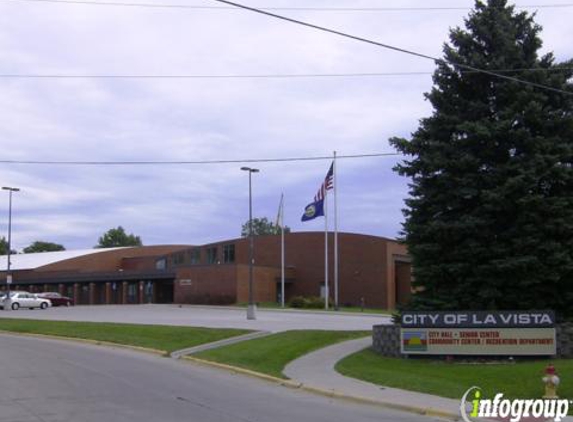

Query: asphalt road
left=0, top=304, right=390, bottom=332
left=0, top=334, right=434, bottom=422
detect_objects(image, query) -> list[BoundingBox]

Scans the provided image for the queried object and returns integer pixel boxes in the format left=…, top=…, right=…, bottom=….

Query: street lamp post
left=3, top=186, right=20, bottom=309
left=240, top=167, right=259, bottom=320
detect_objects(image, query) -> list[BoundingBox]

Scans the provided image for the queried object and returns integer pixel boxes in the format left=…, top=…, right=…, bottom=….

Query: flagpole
left=281, top=195, right=285, bottom=308
left=333, top=151, right=339, bottom=310
left=324, top=190, right=329, bottom=310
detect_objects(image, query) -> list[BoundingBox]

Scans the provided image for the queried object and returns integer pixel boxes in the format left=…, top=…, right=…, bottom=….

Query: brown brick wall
left=384, top=241, right=410, bottom=309
left=0, top=234, right=410, bottom=309
left=121, top=256, right=159, bottom=271
left=236, top=265, right=278, bottom=303
left=230, top=232, right=408, bottom=308
left=174, top=266, right=237, bottom=305
left=395, top=262, right=412, bottom=306
left=36, top=245, right=190, bottom=272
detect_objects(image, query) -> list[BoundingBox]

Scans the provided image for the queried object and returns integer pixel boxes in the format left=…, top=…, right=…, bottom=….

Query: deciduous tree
left=23, top=241, right=65, bottom=253
left=241, top=217, right=291, bottom=237
left=96, top=226, right=143, bottom=248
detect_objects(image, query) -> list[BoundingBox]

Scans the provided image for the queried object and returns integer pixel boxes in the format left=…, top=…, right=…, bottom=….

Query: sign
left=6, top=275, right=12, bottom=285
left=401, top=311, right=555, bottom=328
left=400, top=311, right=556, bottom=356
left=179, top=279, right=192, bottom=285
left=401, top=328, right=556, bottom=355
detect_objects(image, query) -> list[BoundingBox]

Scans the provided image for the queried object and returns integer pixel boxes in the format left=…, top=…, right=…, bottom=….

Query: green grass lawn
left=0, top=318, right=249, bottom=353
left=195, top=330, right=370, bottom=378
left=336, top=348, right=573, bottom=400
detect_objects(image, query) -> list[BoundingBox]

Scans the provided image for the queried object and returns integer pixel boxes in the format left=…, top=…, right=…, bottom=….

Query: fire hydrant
left=542, top=364, right=560, bottom=399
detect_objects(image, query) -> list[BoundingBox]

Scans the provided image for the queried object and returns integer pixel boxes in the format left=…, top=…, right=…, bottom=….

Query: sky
left=0, top=0, right=570, bottom=251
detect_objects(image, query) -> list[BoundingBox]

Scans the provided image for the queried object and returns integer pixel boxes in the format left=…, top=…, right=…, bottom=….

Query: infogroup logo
left=460, top=387, right=570, bottom=422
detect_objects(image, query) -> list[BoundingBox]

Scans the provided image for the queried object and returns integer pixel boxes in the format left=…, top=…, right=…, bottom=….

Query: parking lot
left=0, top=304, right=390, bottom=332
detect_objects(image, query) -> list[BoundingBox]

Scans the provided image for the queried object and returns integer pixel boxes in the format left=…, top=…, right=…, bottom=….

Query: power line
left=0, top=72, right=429, bottom=79
left=0, top=152, right=401, bottom=166
left=3, top=0, right=570, bottom=95
left=203, top=0, right=573, bottom=97
left=3, top=1, right=571, bottom=95
left=1, top=68, right=572, bottom=80
left=4, top=0, right=573, bottom=11
left=0, top=72, right=432, bottom=79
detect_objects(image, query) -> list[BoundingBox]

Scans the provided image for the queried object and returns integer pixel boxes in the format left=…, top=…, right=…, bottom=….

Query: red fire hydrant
left=542, top=364, right=560, bottom=399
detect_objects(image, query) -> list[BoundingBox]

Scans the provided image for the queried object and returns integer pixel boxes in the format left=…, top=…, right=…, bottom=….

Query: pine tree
left=390, top=0, right=573, bottom=316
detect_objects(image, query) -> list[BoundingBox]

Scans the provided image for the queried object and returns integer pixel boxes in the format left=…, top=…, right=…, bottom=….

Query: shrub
left=289, top=296, right=306, bottom=308
left=304, top=296, right=325, bottom=309
left=288, top=296, right=325, bottom=309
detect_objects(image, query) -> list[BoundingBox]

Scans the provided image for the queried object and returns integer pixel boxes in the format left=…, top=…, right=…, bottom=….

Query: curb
left=182, top=355, right=302, bottom=387
left=301, top=385, right=459, bottom=421
left=181, top=355, right=460, bottom=421
left=0, top=330, right=168, bottom=357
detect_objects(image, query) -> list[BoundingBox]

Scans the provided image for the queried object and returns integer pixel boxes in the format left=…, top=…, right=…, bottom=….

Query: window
left=127, top=283, right=137, bottom=304
left=206, top=247, right=218, bottom=264
left=223, top=244, right=235, bottom=263
left=172, top=252, right=185, bottom=266
left=155, top=258, right=166, bottom=270
left=189, top=248, right=201, bottom=264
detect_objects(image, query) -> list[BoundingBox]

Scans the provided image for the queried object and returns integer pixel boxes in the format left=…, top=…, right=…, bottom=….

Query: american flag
left=314, top=162, right=334, bottom=202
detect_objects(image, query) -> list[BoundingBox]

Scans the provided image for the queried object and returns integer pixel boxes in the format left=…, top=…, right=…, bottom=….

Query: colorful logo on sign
left=403, top=331, right=428, bottom=352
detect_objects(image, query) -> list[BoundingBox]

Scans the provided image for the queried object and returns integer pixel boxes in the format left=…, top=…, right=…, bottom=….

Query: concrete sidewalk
left=171, top=330, right=272, bottom=358
left=283, top=337, right=573, bottom=422
left=284, top=337, right=461, bottom=419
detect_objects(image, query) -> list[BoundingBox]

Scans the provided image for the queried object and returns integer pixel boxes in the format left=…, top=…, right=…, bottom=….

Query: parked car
left=0, top=290, right=16, bottom=310
left=4, top=291, right=51, bottom=310
left=37, top=292, right=74, bottom=307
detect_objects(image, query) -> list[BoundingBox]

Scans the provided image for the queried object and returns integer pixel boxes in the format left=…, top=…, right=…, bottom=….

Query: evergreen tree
left=0, top=236, right=16, bottom=255
left=390, top=0, right=573, bottom=315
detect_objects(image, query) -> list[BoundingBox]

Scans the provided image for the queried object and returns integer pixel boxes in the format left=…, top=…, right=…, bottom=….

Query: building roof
left=0, top=248, right=124, bottom=271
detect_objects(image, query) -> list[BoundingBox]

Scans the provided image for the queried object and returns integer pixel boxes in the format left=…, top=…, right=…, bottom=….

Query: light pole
left=3, top=186, right=19, bottom=307
left=240, top=167, right=259, bottom=320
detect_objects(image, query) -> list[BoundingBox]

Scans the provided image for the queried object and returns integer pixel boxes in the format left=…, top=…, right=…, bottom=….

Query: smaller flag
left=275, top=194, right=284, bottom=230
left=301, top=199, right=324, bottom=222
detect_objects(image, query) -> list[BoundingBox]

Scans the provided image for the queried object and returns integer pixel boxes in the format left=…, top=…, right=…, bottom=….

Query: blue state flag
left=301, top=199, right=324, bottom=222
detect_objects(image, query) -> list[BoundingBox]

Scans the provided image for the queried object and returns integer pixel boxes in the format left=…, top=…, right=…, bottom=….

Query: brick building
left=0, top=232, right=411, bottom=309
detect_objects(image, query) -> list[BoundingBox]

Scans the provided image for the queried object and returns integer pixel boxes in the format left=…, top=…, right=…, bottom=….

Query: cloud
left=0, top=0, right=569, bottom=250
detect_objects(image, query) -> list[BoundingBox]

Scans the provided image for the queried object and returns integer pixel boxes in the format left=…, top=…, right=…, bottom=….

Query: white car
left=3, top=291, right=51, bottom=310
